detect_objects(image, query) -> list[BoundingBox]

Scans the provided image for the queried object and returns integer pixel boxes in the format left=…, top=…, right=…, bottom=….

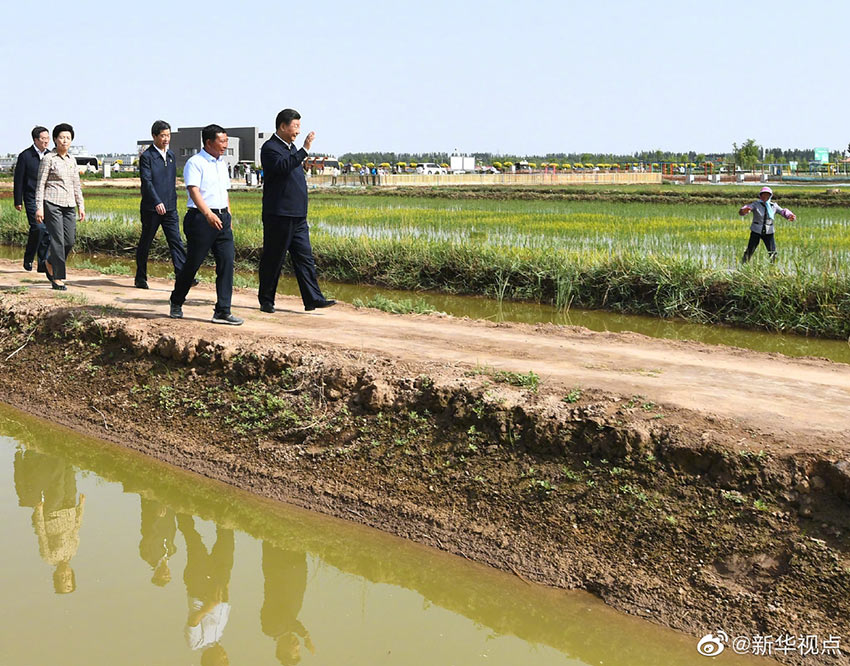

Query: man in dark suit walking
left=13, top=126, right=51, bottom=272
left=258, top=108, right=335, bottom=313
left=136, top=120, right=187, bottom=289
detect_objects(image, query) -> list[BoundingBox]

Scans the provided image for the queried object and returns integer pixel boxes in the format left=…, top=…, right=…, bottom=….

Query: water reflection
left=0, top=404, right=774, bottom=665
left=139, top=499, right=177, bottom=587
left=262, top=543, right=314, bottom=665
left=179, top=516, right=234, bottom=663
left=14, top=448, right=85, bottom=594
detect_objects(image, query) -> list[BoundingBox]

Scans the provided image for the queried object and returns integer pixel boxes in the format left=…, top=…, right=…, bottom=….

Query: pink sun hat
left=759, top=186, right=773, bottom=195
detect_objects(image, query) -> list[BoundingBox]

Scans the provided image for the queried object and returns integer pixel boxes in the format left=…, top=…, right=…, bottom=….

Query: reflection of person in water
left=261, top=542, right=314, bottom=665
left=14, top=447, right=85, bottom=594
left=139, top=498, right=177, bottom=587
left=177, top=514, right=234, bottom=666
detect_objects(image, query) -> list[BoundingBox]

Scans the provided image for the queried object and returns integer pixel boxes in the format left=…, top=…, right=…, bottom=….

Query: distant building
left=137, top=126, right=271, bottom=171
left=450, top=149, right=475, bottom=173
left=0, top=154, right=16, bottom=171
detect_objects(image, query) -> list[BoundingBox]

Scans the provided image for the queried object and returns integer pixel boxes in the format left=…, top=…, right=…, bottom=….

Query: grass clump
left=353, top=294, right=437, bottom=315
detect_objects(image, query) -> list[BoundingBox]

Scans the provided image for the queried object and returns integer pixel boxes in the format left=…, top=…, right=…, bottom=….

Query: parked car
left=416, top=162, right=447, bottom=175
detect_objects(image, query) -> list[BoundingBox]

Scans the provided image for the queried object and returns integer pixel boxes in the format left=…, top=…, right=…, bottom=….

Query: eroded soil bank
left=0, top=294, right=848, bottom=665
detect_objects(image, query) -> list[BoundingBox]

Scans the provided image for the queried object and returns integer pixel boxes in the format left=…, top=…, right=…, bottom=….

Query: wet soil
left=0, top=260, right=849, bottom=665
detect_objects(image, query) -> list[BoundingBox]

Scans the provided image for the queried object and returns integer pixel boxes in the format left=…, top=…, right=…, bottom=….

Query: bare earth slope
left=1, top=258, right=847, bottom=451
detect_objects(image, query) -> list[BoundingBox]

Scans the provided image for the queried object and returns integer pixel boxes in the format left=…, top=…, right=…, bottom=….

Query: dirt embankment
left=0, top=292, right=848, bottom=665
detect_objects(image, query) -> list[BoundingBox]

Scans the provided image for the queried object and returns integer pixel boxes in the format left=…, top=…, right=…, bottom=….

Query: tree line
left=339, top=143, right=847, bottom=167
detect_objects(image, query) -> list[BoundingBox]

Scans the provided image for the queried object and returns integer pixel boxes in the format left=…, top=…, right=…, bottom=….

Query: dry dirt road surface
left=2, top=258, right=848, bottom=452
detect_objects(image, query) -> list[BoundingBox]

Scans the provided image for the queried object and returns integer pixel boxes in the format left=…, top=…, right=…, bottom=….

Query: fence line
left=306, top=172, right=662, bottom=188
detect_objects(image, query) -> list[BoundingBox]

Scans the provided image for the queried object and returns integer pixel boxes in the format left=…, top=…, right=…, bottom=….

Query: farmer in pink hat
left=738, top=186, right=796, bottom=263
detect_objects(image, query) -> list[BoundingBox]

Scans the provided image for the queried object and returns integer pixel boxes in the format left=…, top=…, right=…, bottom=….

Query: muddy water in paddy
left=2, top=244, right=847, bottom=365
left=0, top=403, right=774, bottom=666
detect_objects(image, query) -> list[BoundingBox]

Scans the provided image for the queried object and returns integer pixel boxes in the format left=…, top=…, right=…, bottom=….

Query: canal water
left=0, top=403, right=774, bottom=666
left=2, top=244, right=847, bottom=365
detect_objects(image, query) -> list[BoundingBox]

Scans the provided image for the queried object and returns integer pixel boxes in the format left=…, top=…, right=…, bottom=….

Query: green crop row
left=2, top=188, right=849, bottom=338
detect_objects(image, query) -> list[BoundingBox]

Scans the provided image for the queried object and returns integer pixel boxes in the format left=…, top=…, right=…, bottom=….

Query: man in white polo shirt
left=169, top=124, right=243, bottom=325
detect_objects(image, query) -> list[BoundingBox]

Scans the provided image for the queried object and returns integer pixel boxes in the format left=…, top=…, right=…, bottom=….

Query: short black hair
left=52, top=123, right=74, bottom=141
left=275, top=109, right=301, bottom=130
left=151, top=120, right=171, bottom=137
left=31, top=126, right=48, bottom=140
left=201, top=124, right=226, bottom=147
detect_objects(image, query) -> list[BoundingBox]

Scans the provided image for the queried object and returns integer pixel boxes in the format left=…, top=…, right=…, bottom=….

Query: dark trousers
left=43, top=201, right=76, bottom=280
left=170, top=208, right=234, bottom=314
left=177, top=515, right=233, bottom=602
left=742, top=230, right=777, bottom=263
left=23, top=202, right=49, bottom=269
left=258, top=215, right=324, bottom=308
left=136, top=208, right=187, bottom=282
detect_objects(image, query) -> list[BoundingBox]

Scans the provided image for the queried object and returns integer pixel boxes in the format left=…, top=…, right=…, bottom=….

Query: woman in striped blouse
left=34, top=123, right=86, bottom=290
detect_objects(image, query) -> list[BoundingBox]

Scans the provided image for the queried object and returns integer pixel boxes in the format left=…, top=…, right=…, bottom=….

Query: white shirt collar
left=199, top=148, right=224, bottom=162
left=154, top=145, right=167, bottom=161
left=33, top=144, right=47, bottom=157
left=274, top=133, right=292, bottom=149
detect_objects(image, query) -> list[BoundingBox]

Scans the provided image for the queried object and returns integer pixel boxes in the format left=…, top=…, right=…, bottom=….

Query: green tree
left=733, top=139, right=760, bottom=169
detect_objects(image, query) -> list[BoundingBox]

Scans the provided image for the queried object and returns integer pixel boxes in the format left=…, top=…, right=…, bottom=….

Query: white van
left=416, top=162, right=447, bottom=175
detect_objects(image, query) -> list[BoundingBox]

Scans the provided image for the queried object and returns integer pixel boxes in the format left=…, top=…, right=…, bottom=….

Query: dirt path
left=3, top=258, right=847, bottom=450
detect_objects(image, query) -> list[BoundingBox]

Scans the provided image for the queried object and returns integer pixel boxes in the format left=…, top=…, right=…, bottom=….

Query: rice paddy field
left=2, top=185, right=850, bottom=338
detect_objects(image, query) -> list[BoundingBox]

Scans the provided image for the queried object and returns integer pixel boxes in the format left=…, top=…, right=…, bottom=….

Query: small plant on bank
left=563, top=387, right=583, bottom=403
left=465, top=365, right=539, bottom=391
left=722, top=489, right=746, bottom=505
left=561, top=466, right=582, bottom=482
left=521, top=469, right=556, bottom=497
left=56, top=292, right=89, bottom=305
left=529, top=478, right=556, bottom=497
left=493, top=370, right=539, bottom=391
left=620, top=483, right=649, bottom=502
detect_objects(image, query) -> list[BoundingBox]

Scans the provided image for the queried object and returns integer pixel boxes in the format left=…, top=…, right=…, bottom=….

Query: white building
left=450, top=149, right=475, bottom=173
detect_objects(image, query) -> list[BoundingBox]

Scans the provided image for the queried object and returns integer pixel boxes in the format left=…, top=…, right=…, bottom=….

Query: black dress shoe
left=305, top=299, right=336, bottom=311
left=23, top=261, right=33, bottom=271
left=134, top=280, right=149, bottom=289
left=260, top=303, right=275, bottom=313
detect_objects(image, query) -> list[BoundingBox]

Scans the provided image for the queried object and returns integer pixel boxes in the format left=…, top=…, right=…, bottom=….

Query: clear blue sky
left=4, top=0, right=846, bottom=157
